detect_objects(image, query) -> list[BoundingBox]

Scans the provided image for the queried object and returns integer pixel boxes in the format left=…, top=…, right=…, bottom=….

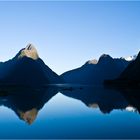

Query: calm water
left=0, top=85, right=140, bottom=139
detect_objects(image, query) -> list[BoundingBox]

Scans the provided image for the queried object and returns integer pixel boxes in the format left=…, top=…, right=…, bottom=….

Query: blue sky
left=0, top=1, right=140, bottom=74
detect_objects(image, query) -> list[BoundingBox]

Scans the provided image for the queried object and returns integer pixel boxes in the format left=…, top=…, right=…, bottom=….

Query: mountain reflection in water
left=0, top=86, right=58, bottom=124
left=0, top=85, right=140, bottom=125
left=61, top=86, right=139, bottom=114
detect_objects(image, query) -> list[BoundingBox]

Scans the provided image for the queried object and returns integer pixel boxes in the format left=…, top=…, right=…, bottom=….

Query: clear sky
left=0, top=1, right=140, bottom=75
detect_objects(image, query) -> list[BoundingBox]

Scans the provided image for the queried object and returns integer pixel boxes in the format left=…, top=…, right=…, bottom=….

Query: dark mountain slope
left=61, top=54, right=130, bottom=85
left=104, top=52, right=140, bottom=87
left=0, top=43, right=62, bottom=86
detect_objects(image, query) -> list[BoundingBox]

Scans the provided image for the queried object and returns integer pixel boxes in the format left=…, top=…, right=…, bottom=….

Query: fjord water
left=0, top=85, right=140, bottom=139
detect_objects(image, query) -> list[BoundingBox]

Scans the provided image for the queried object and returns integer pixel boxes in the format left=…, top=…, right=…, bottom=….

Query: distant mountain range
left=105, top=52, right=140, bottom=87
left=61, top=54, right=131, bottom=85
left=0, top=43, right=139, bottom=87
left=0, top=44, right=61, bottom=86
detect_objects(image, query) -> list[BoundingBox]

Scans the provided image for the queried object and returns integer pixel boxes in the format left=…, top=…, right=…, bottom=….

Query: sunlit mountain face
left=17, top=43, right=39, bottom=60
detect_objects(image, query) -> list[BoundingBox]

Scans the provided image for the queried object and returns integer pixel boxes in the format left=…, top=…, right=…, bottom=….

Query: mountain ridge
left=104, top=51, right=140, bottom=87
left=61, top=54, right=131, bottom=85
left=0, top=43, right=138, bottom=87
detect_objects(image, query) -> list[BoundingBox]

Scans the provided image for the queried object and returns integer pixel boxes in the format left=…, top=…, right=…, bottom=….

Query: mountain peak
left=26, top=43, right=35, bottom=50
left=98, top=54, right=113, bottom=63
left=100, top=54, right=112, bottom=59
left=18, top=43, right=39, bottom=60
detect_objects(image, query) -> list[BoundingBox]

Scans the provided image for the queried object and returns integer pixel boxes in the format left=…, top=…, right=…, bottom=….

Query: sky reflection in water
left=0, top=86, right=140, bottom=139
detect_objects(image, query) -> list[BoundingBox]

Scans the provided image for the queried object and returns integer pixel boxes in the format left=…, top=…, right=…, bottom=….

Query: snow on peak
left=123, top=55, right=137, bottom=61
left=18, top=43, right=39, bottom=60
left=87, top=59, right=98, bottom=64
left=26, top=43, right=35, bottom=50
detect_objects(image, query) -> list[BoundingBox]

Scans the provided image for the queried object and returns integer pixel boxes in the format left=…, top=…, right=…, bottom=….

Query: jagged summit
left=99, top=54, right=112, bottom=59
left=18, top=43, right=39, bottom=60
left=26, top=43, right=35, bottom=50
left=86, top=54, right=112, bottom=65
left=61, top=53, right=130, bottom=85
left=98, top=54, right=113, bottom=63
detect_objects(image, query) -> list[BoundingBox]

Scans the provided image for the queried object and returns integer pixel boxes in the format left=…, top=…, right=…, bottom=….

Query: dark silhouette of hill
left=0, top=44, right=62, bottom=86
left=104, top=52, right=140, bottom=87
left=61, top=54, right=130, bottom=85
left=0, top=86, right=58, bottom=124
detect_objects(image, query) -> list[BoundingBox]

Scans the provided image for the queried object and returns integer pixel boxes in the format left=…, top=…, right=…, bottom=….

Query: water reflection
left=118, top=88, right=140, bottom=113
left=0, top=85, right=140, bottom=125
left=61, top=86, right=139, bottom=114
left=0, top=86, right=58, bottom=124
